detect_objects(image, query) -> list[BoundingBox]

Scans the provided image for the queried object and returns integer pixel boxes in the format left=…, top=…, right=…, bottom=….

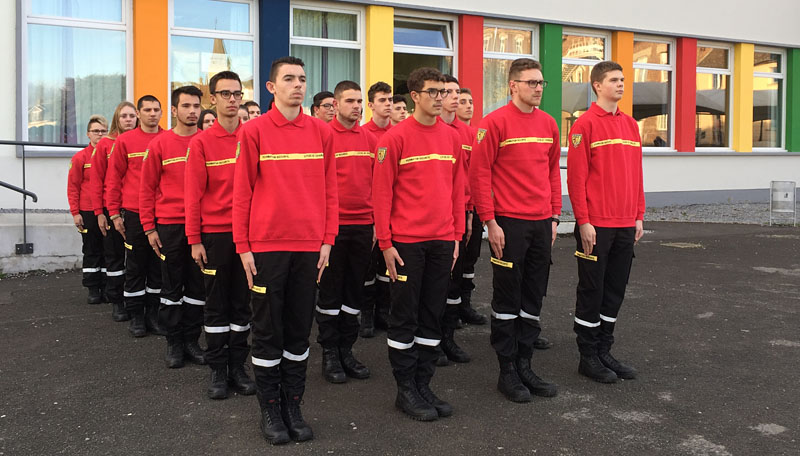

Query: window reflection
left=753, top=77, right=781, bottom=148
left=32, top=0, right=121, bottom=22
left=174, top=0, right=250, bottom=33
left=697, top=47, right=729, bottom=69
left=291, top=44, right=360, bottom=105
left=561, top=63, right=596, bottom=147
left=483, top=27, right=531, bottom=55
left=293, top=9, right=357, bottom=41
left=634, top=70, right=671, bottom=147
left=695, top=73, right=729, bottom=147
left=394, top=21, right=449, bottom=48
left=562, top=35, right=604, bottom=60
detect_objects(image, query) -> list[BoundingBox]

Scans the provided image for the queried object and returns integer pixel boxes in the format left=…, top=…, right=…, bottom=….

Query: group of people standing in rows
left=67, top=55, right=644, bottom=446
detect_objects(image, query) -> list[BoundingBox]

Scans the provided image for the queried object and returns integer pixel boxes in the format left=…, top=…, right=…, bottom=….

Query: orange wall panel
left=133, top=0, right=169, bottom=128
left=611, top=31, right=634, bottom=115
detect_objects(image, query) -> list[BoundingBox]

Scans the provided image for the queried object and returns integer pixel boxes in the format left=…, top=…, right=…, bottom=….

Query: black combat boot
left=598, top=352, right=637, bottom=380
left=359, top=308, right=375, bottom=338
left=416, top=382, right=453, bottom=417
left=441, top=329, right=471, bottom=363
left=579, top=354, right=619, bottom=383
left=208, top=367, right=228, bottom=399
left=184, top=338, right=207, bottom=365
left=228, top=364, right=257, bottom=395
left=395, top=379, right=438, bottom=421
left=281, top=390, right=314, bottom=442
left=321, top=347, right=346, bottom=383
left=533, top=336, right=554, bottom=350
left=128, top=310, right=146, bottom=338
left=515, top=357, right=558, bottom=397
left=340, top=348, right=370, bottom=379
left=497, top=359, right=532, bottom=403
left=434, top=345, right=450, bottom=367
left=458, top=297, right=487, bottom=325
left=165, top=338, right=185, bottom=369
left=87, top=287, right=103, bottom=305
left=257, top=393, right=290, bottom=445
left=111, top=301, right=130, bottom=322
left=145, top=303, right=166, bottom=336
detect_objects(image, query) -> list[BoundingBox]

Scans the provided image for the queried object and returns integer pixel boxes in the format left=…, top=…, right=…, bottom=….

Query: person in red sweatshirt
left=106, top=95, right=165, bottom=338
left=567, top=60, right=645, bottom=384
left=185, top=71, right=256, bottom=400
left=390, top=95, right=408, bottom=125
left=315, top=80, right=376, bottom=384
left=233, top=56, right=337, bottom=445
left=359, top=81, right=393, bottom=339
left=92, top=102, right=138, bottom=322
left=139, top=85, right=206, bottom=369
left=456, top=88, right=474, bottom=125
left=470, top=58, right=560, bottom=403
left=438, top=74, right=488, bottom=367
left=68, top=115, right=109, bottom=305
left=373, top=67, right=465, bottom=422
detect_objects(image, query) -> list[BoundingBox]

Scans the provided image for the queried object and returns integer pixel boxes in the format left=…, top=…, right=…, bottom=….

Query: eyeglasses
left=214, top=90, right=244, bottom=100
left=88, top=129, right=108, bottom=135
left=417, top=88, right=449, bottom=99
left=513, top=79, right=548, bottom=89
left=319, top=103, right=335, bottom=110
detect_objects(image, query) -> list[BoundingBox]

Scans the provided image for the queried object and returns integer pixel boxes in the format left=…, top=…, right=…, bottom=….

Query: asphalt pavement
left=1, top=221, right=798, bottom=455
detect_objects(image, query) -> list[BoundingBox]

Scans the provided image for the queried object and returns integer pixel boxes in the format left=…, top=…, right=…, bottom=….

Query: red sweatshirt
left=363, top=118, right=391, bottom=140
left=567, top=102, right=645, bottom=227
left=106, top=127, right=163, bottom=215
left=67, top=145, right=95, bottom=215
left=90, top=136, right=114, bottom=215
left=330, top=116, right=377, bottom=224
left=184, top=120, right=241, bottom=245
left=470, top=102, right=562, bottom=222
left=372, top=115, right=465, bottom=250
left=139, top=129, right=198, bottom=232
left=233, top=107, right=338, bottom=253
left=443, top=117, right=474, bottom=211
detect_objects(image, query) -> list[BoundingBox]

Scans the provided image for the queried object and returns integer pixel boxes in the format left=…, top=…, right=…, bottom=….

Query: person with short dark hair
left=238, top=106, right=250, bottom=123
left=92, top=101, right=138, bottom=322
left=234, top=56, right=337, bottom=445
left=390, top=95, right=408, bottom=125
left=359, top=81, right=393, bottom=338
left=567, top=60, right=644, bottom=384
left=106, top=95, right=166, bottom=337
left=68, top=114, right=109, bottom=305
left=315, top=80, right=377, bottom=384
left=456, top=88, right=474, bottom=125
left=470, top=58, right=561, bottom=403
left=374, top=67, right=465, bottom=421
left=243, top=100, right=261, bottom=119
left=186, top=70, right=257, bottom=400
left=139, top=85, right=206, bottom=368
left=311, top=91, right=335, bottom=122
left=199, top=109, right=216, bottom=130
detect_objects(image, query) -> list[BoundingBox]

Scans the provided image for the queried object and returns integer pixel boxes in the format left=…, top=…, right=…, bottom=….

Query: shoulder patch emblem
left=571, top=134, right=582, bottom=148
left=377, top=147, right=387, bottom=164
left=476, top=128, right=487, bottom=144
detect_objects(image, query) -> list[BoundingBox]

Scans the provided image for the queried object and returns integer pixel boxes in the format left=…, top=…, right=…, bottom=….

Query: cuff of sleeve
left=235, top=242, right=251, bottom=254
left=576, top=217, right=590, bottom=226
left=378, top=239, right=392, bottom=251
left=477, top=211, right=493, bottom=223
left=70, top=210, right=79, bottom=216
left=94, top=208, right=104, bottom=216
left=323, top=233, right=337, bottom=246
left=187, top=234, right=201, bottom=245
left=142, top=222, right=155, bottom=232
left=636, top=212, right=645, bottom=221
left=109, top=209, right=120, bottom=217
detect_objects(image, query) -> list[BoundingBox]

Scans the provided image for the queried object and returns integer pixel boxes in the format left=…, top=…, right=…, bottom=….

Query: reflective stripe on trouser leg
left=461, top=211, right=482, bottom=296
left=157, top=224, right=189, bottom=339
left=597, top=227, right=635, bottom=353
left=516, top=219, right=551, bottom=358
left=80, top=210, right=105, bottom=288
left=122, top=210, right=149, bottom=313
left=103, top=219, right=126, bottom=304
left=574, top=225, right=614, bottom=356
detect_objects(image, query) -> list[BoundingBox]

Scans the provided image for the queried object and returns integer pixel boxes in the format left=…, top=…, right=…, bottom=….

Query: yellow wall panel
left=364, top=5, right=394, bottom=122
left=733, top=43, right=754, bottom=152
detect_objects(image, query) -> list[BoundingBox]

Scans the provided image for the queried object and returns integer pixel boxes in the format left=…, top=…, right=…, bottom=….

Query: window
left=483, top=23, right=537, bottom=115
left=393, top=15, right=456, bottom=111
left=753, top=49, right=785, bottom=149
left=170, top=0, right=257, bottom=126
left=633, top=38, right=674, bottom=148
left=23, top=0, right=130, bottom=149
left=561, top=30, right=609, bottom=147
left=696, top=44, right=732, bottom=148
left=290, top=2, right=363, bottom=111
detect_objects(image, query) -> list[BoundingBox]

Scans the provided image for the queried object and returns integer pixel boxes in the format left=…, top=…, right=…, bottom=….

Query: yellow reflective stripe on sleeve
left=398, top=154, right=455, bottom=165
left=461, top=145, right=472, bottom=151
left=127, top=152, right=147, bottom=158
left=251, top=285, right=267, bottom=294
left=589, top=138, right=641, bottom=148
left=259, top=153, right=323, bottom=161
left=335, top=151, right=374, bottom=159
left=205, top=158, right=236, bottom=167
left=574, top=251, right=598, bottom=262
left=490, top=257, right=513, bottom=268
left=83, top=163, right=92, bottom=168
left=162, top=156, right=187, bottom=166
left=124, top=242, right=133, bottom=250
left=201, top=268, right=217, bottom=276
left=498, top=137, right=554, bottom=147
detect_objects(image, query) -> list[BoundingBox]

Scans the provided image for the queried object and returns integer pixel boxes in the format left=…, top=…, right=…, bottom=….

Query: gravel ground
left=562, top=202, right=797, bottom=225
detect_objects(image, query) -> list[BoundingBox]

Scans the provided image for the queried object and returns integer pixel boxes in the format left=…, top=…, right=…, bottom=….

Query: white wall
left=379, top=0, right=800, bottom=47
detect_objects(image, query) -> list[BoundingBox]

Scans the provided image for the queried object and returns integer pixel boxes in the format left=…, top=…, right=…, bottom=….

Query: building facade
left=2, top=0, right=799, bottom=271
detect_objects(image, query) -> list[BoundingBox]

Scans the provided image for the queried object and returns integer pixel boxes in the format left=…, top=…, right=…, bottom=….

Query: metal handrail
left=0, top=139, right=89, bottom=148
left=0, top=180, right=37, bottom=202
